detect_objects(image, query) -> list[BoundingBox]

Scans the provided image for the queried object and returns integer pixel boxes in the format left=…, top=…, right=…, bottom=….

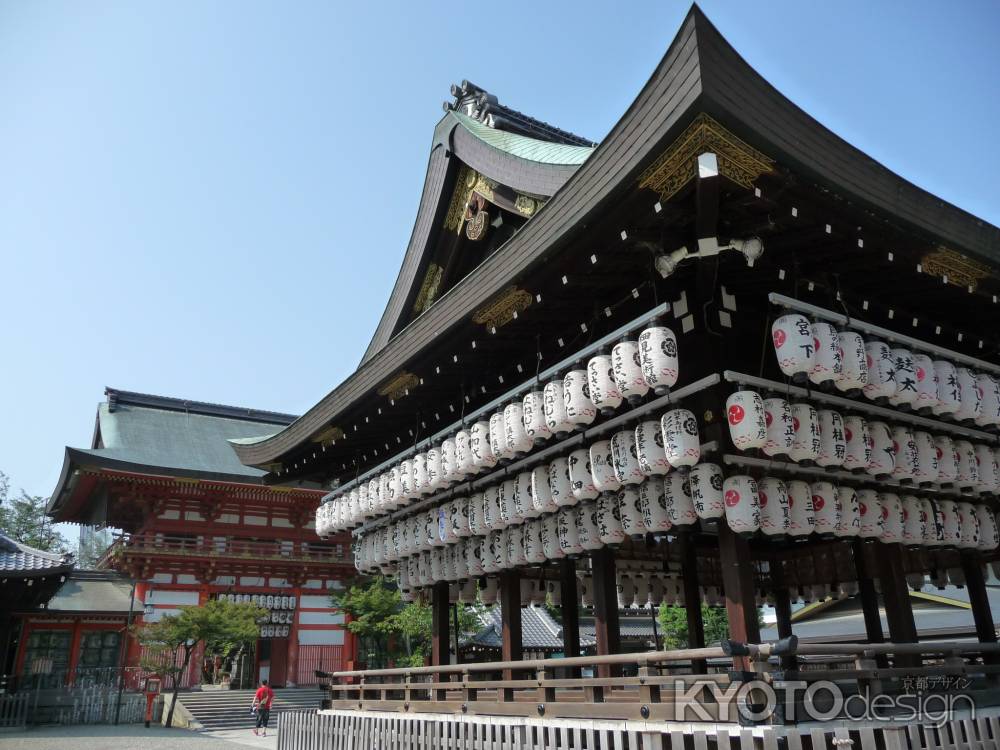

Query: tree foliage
left=657, top=604, right=764, bottom=649
left=136, top=598, right=266, bottom=727
left=0, top=471, right=69, bottom=554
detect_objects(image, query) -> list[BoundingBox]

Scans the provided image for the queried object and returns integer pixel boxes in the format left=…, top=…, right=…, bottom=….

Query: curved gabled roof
left=234, top=4, right=1000, bottom=473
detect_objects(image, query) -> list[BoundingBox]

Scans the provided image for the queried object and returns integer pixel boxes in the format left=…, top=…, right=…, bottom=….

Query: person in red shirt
left=251, top=679, right=274, bottom=736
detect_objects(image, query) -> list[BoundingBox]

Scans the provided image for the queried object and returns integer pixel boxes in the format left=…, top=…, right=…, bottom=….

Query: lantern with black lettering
left=910, top=431, right=939, bottom=486
left=938, top=500, right=962, bottom=547
left=841, top=415, right=871, bottom=473
left=771, top=313, right=815, bottom=381
left=789, top=403, right=821, bottom=464
left=617, top=486, right=646, bottom=536
left=934, top=435, right=957, bottom=485
left=490, top=412, right=514, bottom=463
left=723, top=475, right=760, bottom=536
left=504, top=401, right=532, bottom=456
left=638, top=476, right=671, bottom=532
left=522, top=390, right=552, bottom=445
left=932, top=360, right=961, bottom=416
left=689, top=462, right=725, bottom=522
left=587, top=352, right=621, bottom=416
left=639, top=321, right=679, bottom=395
left=569, top=448, right=599, bottom=502
left=727, top=391, right=767, bottom=451
left=809, top=322, right=843, bottom=387
left=661, top=409, right=701, bottom=468
left=556, top=506, right=583, bottom=555
left=810, top=481, right=840, bottom=538
left=758, top=477, right=790, bottom=538
left=576, top=501, right=603, bottom=551
left=762, top=397, right=794, bottom=459
left=786, top=480, right=815, bottom=537
left=863, top=340, right=896, bottom=401
left=498, top=479, right=517, bottom=526
left=857, top=489, right=881, bottom=539
left=455, top=429, right=475, bottom=477
left=976, top=373, right=1000, bottom=428
left=543, top=378, right=574, bottom=437
left=911, top=353, right=938, bottom=413
left=470, top=421, right=497, bottom=470
left=816, top=409, right=847, bottom=468
left=975, top=443, right=999, bottom=494
left=977, top=505, right=1000, bottom=551
left=611, top=429, right=645, bottom=485
left=955, top=439, right=980, bottom=490
left=836, top=485, right=860, bottom=537
left=548, top=457, right=575, bottom=507
left=482, top=485, right=503, bottom=531
left=957, top=502, right=980, bottom=549
left=887, top=348, right=918, bottom=407
left=589, top=440, right=620, bottom=494
left=635, top=420, right=670, bottom=475
left=665, top=472, right=698, bottom=527
left=834, top=331, right=869, bottom=394
left=612, top=339, right=649, bottom=404
left=955, top=367, right=983, bottom=422
left=900, top=495, right=925, bottom=547
left=531, top=465, right=559, bottom=515
left=514, top=471, right=538, bottom=520
left=865, top=421, right=895, bottom=478
left=542, top=514, right=564, bottom=559
left=596, top=493, right=625, bottom=545
left=878, top=493, right=904, bottom=544
left=563, top=368, right=596, bottom=428
left=524, top=518, right=546, bottom=564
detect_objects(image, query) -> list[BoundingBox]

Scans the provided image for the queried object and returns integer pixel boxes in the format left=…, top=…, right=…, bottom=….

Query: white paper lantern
left=543, top=379, right=574, bottom=436
left=506, top=525, right=527, bottom=567
left=523, top=390, right=552, bottom=444
left=661, top=409, right=700, bottom=468
left=427, top=507, right=444, bottom=548
left=976, top=505, right=999, bottom=551
left=900, top=494, right=924, bottom=547
left=514, top=471, right=538, bottom=520
left=563, top=369, right=596, bottom=427
left=453, top=498, right=471, bottom=539
left=616, top=486, right=646, bottom=536
left=589, top=440, right=620, bottom=493
left=938, top=500, right=962, bottom=547
left=857, top=489, right=882, bottom=539
left=611, top=430, right=645, bottom=485
left=864, top=421, right=894, bottom=478
left=810, top=481, right=840, bottom=537
left=635, top=420, right=670, bottom=475
left=727, top=391, right=767, bottom=450
left=616, top=576, right=635, bottom=609
left=440, top=440, right=459, bottom=485
left=841, top=415, right=872, bottom=472
left=689, top=463, right=724, bottom=521
left=887, top=348, right=918, bottom=407
left=665, top=472, right=697, bottom=527
left=482, top=485, right=504, bottom=531
left=639, top=323, right=679, bottom=394
left=723, top=475, right=760, bottom=536
left=957, top=502, right=980, bottom=549
left=816, top=409, right=847, bottom=468
left=531, top=465, right=559, bottom=515
left=932, top=360, right=961, bottom=416
left=889, top=426, right=918, bottom=483
left=504, top=402, right=533, bottom=456
left=465, top=537, right=485, bottom=576
left=909, top=431, right=939, bottom=486
left=955, top=368, right=983, bottom=422
left=758, top=477, right=790, bottom=537
left=430, top=547, right=445, bottom=580
left=762, top=398, right=794, bottom=458
left=541, top=514, right=564, bottom=559
left=470, top=421, right=497, bottom=470
left=575, top=501, right=603, bottom=550
left=411, top=454, right=429, bottom=497
left=809, top=322, right=843, bottom=386
left=524, top=518, right=546, bottom=564
left=863, top=340, right=896, bottom=401
left=955, top=439, right=980, bottom=489
left=487, top=529, right=506, bottom=572
left=439, top=504, right=458, bottom=545
left=637, top=476, right=671, bottom=532
left=498, top=479, right=517, bottom=526
left=909, top=353, right=938, bottom=412
left=596, top=494, right=625, bottom=545
left=358, top=484, right=374, bottom=520
left=834, top=331, right=869, bottom=393
left=548, top=457, right=575, bottom=507
left=569, top=448, right=599, bottom=501
left=348, top=488, right=362, bottom=524
left=789, top=403, right=820, bottom=464
left=587, top=353, right=622, bottom=416
left=836, top=485, right=860, bottom=537
left=786, top=480, right=815, bottom=537
left=556, top=506, right=583, bottom=555
left=976, top=373, right=1000, bottom=428
left=771, top=313, right=815, bottom=380
left=490, top=412, right=514, bottom=462
left=878, top=493, right=904, bottom=544
left=454, top=430, right=475, bottom=477
left=612, top=340, right=649, bottom=404
left=934, top=435, right=957, bottom=485
left=578, top=575, right=593, bottom=607
left=479, top=577, right=498, bottom=605
left=975, top=443, right=999, bottom=494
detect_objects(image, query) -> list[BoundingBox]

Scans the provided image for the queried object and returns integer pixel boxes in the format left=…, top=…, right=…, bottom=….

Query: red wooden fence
left=295, top=645, right=343, bottom=686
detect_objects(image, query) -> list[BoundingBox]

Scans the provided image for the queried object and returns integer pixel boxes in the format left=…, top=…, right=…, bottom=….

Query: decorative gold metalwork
left=413, top=263, right=443, bottom=314
left=638, top=113, right=775, bottom=201
left=920, top=246, right=991, bottom=291
left=444, top=164, right=544, bottom=234
left=311, top=424, right=345, bottom=444
left=377, top=371, right=420, bottom=401
left=514, top=194, right=539, bottom=216
left=472, top=286, right=533, bottom=330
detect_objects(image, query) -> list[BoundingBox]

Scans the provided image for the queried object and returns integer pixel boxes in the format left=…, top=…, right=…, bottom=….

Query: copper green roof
left=449, top=111, right=595, bottom=167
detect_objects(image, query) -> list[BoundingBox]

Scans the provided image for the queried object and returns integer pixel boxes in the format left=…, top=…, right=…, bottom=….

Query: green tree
left=0, top=471, right=69, bottom=554
left=136, top=598, right=266, bottom=727
left=657, top=604, right=763, bottom=649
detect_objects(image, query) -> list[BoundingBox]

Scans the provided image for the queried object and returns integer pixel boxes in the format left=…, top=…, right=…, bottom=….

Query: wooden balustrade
left=113, top=533, right=350, bottom=564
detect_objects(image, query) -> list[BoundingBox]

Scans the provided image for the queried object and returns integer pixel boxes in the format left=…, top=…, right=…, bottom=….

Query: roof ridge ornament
left=638, top=113, right=775, bottom=201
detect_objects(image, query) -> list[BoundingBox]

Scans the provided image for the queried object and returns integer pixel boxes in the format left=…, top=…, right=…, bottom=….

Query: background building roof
left=36, top=569, right=140, bottom=614
left=462, top=605, right=597, bottom=651
left=0, top=531, right=73, bottom=576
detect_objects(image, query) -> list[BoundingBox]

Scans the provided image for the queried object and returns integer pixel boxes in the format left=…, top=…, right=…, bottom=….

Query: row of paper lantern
left=726, top=390, right=1000, bottom=491
left=215, top=593, right=297, bottom=610
left=721, top=473, right=1000, bottom=551
left=315, top=322, right=679, bottom=536
left=260, top=625, right=290, bottom=639
left=771, top=313, right=1000, bottom=426
left=316, top=406, right=703, bottom=538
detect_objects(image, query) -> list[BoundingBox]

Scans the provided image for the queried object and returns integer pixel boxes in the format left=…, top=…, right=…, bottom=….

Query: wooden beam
left=770, top=560, right=796, bottom=672
left=961, top=552, right=998, bottom=646
left=877, top=544, right=919, bottom=669
left=852, top=539, right=886, bottom=645
left=681, top=535, right=707, bottom=674
left=431, top=580, right=450, bottom=667
left=559, top=560, right=581, bottom=672
left=591, top=547, right=621, bottom=678
left=717, top=522, right=760, bottom=671
left=499, top=569, right=523, bottom=684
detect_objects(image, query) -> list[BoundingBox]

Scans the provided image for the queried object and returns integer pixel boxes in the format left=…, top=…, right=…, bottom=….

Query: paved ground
left=0, top=724, right=278, bottom=750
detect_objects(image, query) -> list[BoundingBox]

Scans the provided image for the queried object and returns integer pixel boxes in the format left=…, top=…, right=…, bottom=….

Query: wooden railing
left=320, top=639, right=1000, bottom=723
left=100, top=533, right=349, bottom=567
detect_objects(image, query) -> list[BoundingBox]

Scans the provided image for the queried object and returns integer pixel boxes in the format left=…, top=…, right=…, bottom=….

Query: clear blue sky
left=2, top=0, right=998, bottom=502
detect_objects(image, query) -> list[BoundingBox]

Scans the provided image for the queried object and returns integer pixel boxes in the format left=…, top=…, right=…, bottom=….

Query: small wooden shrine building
left=236, top=5, right=1000, bottom=747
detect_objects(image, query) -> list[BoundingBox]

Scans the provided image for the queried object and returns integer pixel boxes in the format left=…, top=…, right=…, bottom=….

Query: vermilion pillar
left=286, top=586, right=301, bottom=686
left=717, top=523, right=760, bottom=672
left=66, top=620, right=84, bottom=686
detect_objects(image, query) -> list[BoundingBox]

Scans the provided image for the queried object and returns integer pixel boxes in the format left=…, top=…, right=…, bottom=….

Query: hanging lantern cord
left=534, top=334, right=543, bottom=384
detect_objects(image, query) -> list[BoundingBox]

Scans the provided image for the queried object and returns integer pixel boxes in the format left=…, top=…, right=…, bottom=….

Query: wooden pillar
left=591, top=547, right=621, bottom=678
left=681, top=536, right=707, bottom=674
left=962, top=553, right=998, bottom=646
left=852, top=540, right=885, bottom=645
left=343, top=611, right=359, bottom=669
left=286, top=586, right=301, bottom=686
left=717, top=523, right=760, bottom=672
left=499, top=570, right=523, bottom=691
left=431, top=580, right=451, bottom=667
left=877, top=545, right=918, bottom=643
left=559, top=560, right=581, bottom=679
left=66, top=619, right=84, bottom=687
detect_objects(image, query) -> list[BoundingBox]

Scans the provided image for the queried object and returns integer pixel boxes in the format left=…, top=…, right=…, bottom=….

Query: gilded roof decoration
left=311, top=424, right=345, bottom=444
left=921, top=247, right=992, bottom=291
left=472, top=286, right=533, bottom=330
left=444, top=165, right=545, bottom=236
left=412, top=263, right=443, bottom=315
left=377, top=371, right=420, bottom=401
left=638, top=113, right=775, bottom=201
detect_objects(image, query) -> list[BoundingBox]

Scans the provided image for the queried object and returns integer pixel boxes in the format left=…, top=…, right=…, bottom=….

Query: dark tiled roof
left=463, top=605, right=596, bottom=650
left=39, top=570, right=140, bottom=614
left=0, top=532, right=73, bottom=575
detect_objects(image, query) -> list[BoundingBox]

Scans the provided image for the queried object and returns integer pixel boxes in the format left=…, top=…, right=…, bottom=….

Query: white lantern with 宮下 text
left=762, top=397, right=794, bottom=458
left=723, top=475, right=760, bottom=536
left=635, top=420, right=670, bottom=475
left=612, top=340, right=649, bottom=404
left=727, top=391, right=767, bottom=450
left=587, top=353, right=621, bottom=416
left=639, top=322, right=679, bottom=394
left=661, top=409, right=700, bottom=468
left=771, top=313, right=815, bottom=381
